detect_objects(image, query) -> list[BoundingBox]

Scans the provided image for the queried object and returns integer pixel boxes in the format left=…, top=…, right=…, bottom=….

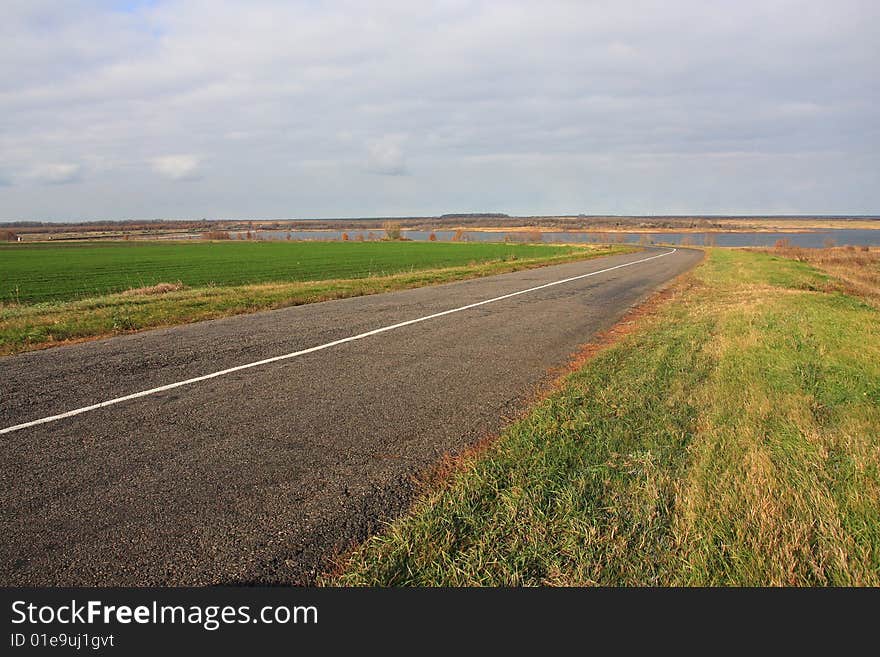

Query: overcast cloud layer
left=1, top=0, right=878, bottom=221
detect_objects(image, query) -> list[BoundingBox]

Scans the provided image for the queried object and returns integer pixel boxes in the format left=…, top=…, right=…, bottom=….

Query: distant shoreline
left=452, top=225, right=828, bottom=234
left=3, top=215, right=879, bottom=242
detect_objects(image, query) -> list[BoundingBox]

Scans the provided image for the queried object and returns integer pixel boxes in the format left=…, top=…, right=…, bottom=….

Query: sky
left=1, top=0, right=878, bottom=221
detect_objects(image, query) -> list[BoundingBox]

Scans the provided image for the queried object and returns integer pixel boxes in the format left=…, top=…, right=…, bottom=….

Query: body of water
left=229, top=228, right=880, bottom=247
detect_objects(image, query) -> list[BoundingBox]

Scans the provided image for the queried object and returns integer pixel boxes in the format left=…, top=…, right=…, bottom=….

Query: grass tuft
left=119, top=281, right=186, bottom=296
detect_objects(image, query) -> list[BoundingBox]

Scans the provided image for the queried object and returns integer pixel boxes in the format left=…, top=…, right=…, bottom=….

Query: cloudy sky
left=1, top=0, right=878, bottom=221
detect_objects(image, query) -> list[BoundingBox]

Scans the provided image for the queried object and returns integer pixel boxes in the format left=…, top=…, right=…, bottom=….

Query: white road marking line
left=1, top=248, right=677, bottom=436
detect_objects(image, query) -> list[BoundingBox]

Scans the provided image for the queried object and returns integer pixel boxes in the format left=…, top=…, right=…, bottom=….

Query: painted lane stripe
left=1, top=248, right=677, bottom=436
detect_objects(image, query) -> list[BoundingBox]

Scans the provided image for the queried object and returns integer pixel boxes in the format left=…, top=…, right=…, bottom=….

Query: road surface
left=0, top=247, right=702, bottom=584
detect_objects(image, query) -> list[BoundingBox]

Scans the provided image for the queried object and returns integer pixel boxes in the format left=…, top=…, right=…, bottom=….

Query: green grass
left=331, top=248, right=880, bottom=586
left=0, top=240, right=583, bottom=303
left=0, top=241, right=631, bottom=354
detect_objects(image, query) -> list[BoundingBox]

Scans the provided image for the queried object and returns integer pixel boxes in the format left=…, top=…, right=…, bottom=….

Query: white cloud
left=27, top=163, right=83, bottom=185
left=365, top=136, right=406, bottom=176
left=151, top=155, right=201, bottom=181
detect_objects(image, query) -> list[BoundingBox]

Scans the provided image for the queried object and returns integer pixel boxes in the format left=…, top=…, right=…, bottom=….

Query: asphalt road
left=0, top=246, right=702, bottom=585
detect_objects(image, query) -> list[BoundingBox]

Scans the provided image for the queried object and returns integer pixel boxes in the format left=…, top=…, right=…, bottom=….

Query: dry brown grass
left=762, top=246, right=880, bottom=308
left=202, top=230, right=231, bottom=240
left=119, top=281, right=186, bottom=296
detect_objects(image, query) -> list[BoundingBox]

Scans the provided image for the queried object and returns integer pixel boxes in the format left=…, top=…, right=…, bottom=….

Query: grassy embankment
left=333, top=247, right=880, bottom=586
left=0, top=240, right=631, bottom=355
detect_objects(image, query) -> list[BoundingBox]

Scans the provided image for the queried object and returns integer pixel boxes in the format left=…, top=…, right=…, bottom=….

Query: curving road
left=0, top=246, right=702, bottom=585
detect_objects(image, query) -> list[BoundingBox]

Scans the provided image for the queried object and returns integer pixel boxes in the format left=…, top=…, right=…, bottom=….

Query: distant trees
left=440, top=213, right=509, bottom=219
left=383, top=221, right=403, bottom=240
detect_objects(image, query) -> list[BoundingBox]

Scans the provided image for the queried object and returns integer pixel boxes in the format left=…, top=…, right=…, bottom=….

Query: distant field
left=0, top=241, right=578, bottom=304
left=0, top=241, right=630, bottom=355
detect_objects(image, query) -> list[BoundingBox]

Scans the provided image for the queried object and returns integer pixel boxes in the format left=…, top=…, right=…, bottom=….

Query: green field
left=0, top=241, right=579, bottom=303
left=332, top=249, right=880, bottom=586
left=0, top=240, right=630, bottom=354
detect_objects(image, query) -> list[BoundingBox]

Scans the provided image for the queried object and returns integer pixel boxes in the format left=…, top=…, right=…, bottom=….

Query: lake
left=230, top=228, right=880, bottom=247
